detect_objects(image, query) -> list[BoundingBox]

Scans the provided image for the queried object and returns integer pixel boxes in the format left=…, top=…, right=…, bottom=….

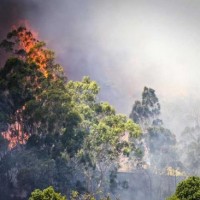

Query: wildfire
left=1, top=22, right=51, bottom=149
left=1, top=106, right=29, bottom=149
left=8, top=20, right=51, bottom=77
left=12, top=23, right=38, bottom=52
left=13, top=26, right=49, bottom=77
left=2, top=122, right=29, bottom=149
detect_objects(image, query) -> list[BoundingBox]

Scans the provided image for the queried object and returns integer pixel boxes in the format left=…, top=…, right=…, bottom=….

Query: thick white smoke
left=1, top=0, right=200, bottom=135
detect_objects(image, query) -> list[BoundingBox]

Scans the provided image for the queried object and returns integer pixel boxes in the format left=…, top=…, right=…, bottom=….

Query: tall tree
left=180, top=125, right=200, bottom=175
left=130, top=87, right=177, bottom=171
left=0, top=26, right=67, bottom=148
left=0, top=27, right=74, bottom=198
left=65, top=77, right=141, bottom=193
left=0, top=27, right=142, bottom=199
left=130, top=87, right=161, bottom=129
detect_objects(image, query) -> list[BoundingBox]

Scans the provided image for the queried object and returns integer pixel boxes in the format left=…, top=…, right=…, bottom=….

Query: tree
left=29, top=186, right=112, bottom=200
left=0, top=26, right=141, bottom=199
left=129, top=87, right=177, bottom=171
left=146, top=125, right=176, bottom=169
left=0, top=26, right=67, bottom=148
left=167, top=176, right=200, bottom=200
left=180, top=125, right=200, bottom=175
left=178, top=103, right=200, bottom=176
left=70, top=190, right=112, bottom=200
left=66, top=77, right=141, bottom=193
left=130, top=87, right=161, bottom=128
left=29, top=186, right=66, bottom=200
left=0, top=27, right=75, bottom=198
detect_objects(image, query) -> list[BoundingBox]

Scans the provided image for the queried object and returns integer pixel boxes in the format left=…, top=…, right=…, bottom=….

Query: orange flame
left=2, top=106, right=29, bottom=149
left=1, top=22, right=52, bottom=149
left=2, top=122, right=29, bottom=149
left=12, top=21, right=49, bottom=77
left=12, top=20, right=39, bottom=52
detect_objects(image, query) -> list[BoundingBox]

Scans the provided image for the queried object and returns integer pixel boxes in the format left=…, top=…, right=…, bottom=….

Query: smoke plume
left=1, top=0, right=200, bottom=136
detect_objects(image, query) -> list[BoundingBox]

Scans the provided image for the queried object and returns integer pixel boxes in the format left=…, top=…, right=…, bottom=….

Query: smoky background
left=1, top=0, right=200, bottom=157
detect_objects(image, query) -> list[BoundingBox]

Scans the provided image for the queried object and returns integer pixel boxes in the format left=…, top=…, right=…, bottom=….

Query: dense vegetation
left=129, top=87, right=177, bottom=171
left=28, top=186, right=112, bottom=200
left=2, top=26, right=200, bottom=200
left=0, top=27, right=141, bottom=200
left=166, top=176, right=200, bottom=200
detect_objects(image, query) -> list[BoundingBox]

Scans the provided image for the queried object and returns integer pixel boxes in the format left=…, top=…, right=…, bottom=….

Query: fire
left=2, top=106, right=29, bottom=149
left=1, top=22, right=51, bottom=149
left=13, top=26, right=49, bottom=77
left=28, top=46, right=49, bottom=77
left=2, top=21, right=50, bottom=78
left=2, top=122, right=29, bottom=149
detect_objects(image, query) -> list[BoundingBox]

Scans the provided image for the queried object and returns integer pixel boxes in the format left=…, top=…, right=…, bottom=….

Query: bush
left=166, top=176, right=200, bottom=200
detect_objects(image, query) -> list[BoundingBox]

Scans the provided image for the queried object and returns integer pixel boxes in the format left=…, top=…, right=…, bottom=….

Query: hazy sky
left=1, top=0, right=200, bottom=133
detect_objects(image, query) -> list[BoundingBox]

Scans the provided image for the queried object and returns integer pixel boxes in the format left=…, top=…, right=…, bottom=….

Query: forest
left=1, top=26, right=200, bottom=200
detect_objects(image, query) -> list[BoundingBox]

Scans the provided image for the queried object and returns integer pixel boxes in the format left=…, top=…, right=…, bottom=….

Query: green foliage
left=0, top=58, right=45, bottom=122
left=29, top=186, right=66, bottom=200
left=130, top=87, right=161, bottom=126
left=70, top=190, right=112, bottom=200
left=129, top=87, right=178, bottom=170
left=70, top=190, right=96, bottom=200
left=66, top=77, right=141, bottom=192
left=0, top=27, right=66, bottom=139
left=29, top=186, right=113, bottom=200
left=166, top=194, right=179, bottom=200
left=0, top=27, right=75, bottom=198
left=0, top=27, right=142, bottom=199
left=167, top=176, right=200, bottom=200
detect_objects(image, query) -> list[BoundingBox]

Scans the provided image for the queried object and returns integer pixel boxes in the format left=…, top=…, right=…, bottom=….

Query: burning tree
left=0, top=26, right=66, bottom=149
left=0, top=26, right=72, bottom=198
left=0, top=26, right=52, bottom=76
left=0, top=26, right=141, bottom=199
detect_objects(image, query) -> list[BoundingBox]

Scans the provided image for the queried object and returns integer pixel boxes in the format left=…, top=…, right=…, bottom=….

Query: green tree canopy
left=130, top=87, right=161, bottom=127
left=29, top=186, right=66, bottom=200
left=65, top=77, right=141, bottom=192
left=167, top=176, right=200, bottom=200
left=0, top=26, right=142, bottom=199
left=129, top=87, right=177, bottom=171
left=29, top=186, right=112, bottom=200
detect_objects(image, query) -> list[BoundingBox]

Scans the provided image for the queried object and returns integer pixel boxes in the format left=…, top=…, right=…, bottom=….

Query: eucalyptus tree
left=0, top=27, right=141, bottom=199
left=0, top=27, right=73, bottom=198
left=66, top=77, right=141, bottom=193
left=130, top=87, right=177, bottom=171
left=130, top=87, right=161, bottom=129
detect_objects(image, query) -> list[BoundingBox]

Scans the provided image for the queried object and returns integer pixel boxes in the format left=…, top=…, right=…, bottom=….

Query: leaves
left=130, top=87, right=161, bottom=126
left=167, top=176, right=200, bottom=200
left=29, top=186, right=66, bottom=200
left=0, top=27, right=142, bottom=199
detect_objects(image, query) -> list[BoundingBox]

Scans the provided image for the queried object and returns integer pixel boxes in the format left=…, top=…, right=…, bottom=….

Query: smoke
left=2, top=1, right=200, bottom=199
left=0, top=0, right=35, bottom=36
left=1, top=0, right=200, bottom=137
